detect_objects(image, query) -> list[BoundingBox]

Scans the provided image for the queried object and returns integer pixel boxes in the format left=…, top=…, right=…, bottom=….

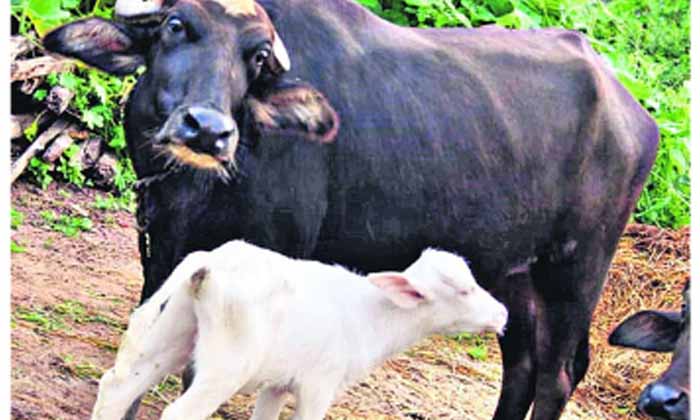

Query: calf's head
left=43, top=0, right=339, bottom=177
left=609, top=282, right=690, bottom=420
left=368, top=249, right=508, bottom=335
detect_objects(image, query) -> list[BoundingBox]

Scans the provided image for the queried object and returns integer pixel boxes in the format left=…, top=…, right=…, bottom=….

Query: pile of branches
left=10, top=35, right=119, bottom=188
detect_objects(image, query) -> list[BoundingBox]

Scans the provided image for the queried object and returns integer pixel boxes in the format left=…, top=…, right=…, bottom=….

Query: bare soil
left=10, top=182, right=688, bottom=420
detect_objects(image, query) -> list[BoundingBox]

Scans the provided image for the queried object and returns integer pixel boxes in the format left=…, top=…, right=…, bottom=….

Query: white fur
left=91, top=241, right=508, bottom=420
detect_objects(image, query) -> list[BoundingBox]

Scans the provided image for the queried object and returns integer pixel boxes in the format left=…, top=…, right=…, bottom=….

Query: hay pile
left=579, top=224, right=689, bottom=416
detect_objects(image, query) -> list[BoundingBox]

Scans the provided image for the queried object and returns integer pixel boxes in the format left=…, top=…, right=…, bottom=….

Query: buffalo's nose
left=638, top=382, right=688, bottom=419
left=178, top=106, right=236, bottom=155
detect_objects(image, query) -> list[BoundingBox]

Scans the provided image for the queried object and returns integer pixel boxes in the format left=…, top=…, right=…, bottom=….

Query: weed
left=40, top=210, right=93, bottom=237
left=93, top=192, right=134, bottom=212
left=13, top=306, right=66, bottom=332
left=11, top=208, right=24, bottom=230
left=28, top=157, right=53, bottom=190
left=11, top=240, right=26, bottom=254
left=452, top=333, right=489, bottom=361
left=53, top=300, right=87, bottom=322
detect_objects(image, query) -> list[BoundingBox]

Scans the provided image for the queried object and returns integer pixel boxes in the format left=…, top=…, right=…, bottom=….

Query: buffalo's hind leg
left=529, top=237, right=614, bottom=420
left=491, top=272, right=538, bottom=420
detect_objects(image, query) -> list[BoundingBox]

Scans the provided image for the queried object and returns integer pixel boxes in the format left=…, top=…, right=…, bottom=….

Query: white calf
left=92, top=240, right=508, bottom=420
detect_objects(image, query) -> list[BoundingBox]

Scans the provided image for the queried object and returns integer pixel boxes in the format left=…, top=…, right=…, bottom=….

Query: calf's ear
left=246, top=80, right=340, bottom=143
left=43, top=18, right=147, bottom=75
left=608, top=310, right=682, bottom=352
left=368, top=272, right=426, bottom=309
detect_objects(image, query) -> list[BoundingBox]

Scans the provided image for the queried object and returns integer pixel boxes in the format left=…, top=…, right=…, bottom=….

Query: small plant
left=11, top=208, right=25, bottom=230
left=13, top=306, right=66, bottom=332
left=453, top=332, right=489, bottom=361
left=53, top=300, right=87, bottom=322
left=11, top=240, right=26, bottom=254
left=93, top=192, right=134, bottom=212
left=40, top=210, right=93, bottom=237
left=57, top=144, right=86, bottom=188
left=58, top=354, right=105, bottom=380
left=28, top=157, right=53, bottom=190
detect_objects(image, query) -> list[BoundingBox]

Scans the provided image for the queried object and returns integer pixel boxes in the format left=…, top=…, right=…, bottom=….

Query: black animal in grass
left=43, top=0, right=659, bottom=418
left=609, top=282, right=689, bottom=420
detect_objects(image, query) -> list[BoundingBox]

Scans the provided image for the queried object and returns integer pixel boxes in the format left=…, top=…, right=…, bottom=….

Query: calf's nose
left=638, top=382, right=687, bottom=419
left=178, top=106, right=236, bottom=157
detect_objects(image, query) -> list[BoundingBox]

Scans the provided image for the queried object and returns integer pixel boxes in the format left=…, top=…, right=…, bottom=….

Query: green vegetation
left=40, top=209, right=93, bottom=237
left=12, top=0, right=137, bottom=202
left=93, top=192, right=136, bottom=213
left=11, top=208, right=25, bottom=230
left=13, top=306, right=66, bottom=332
left=453, top=332, right=490, bottom=361
left=13, top=300, right=124, bottom=334
left=11, top=241, right=27, bottom=254
left=12, top=0, right=688, bottom=227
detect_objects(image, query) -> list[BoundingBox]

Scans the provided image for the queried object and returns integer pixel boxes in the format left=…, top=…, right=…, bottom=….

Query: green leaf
left=108, top=125, right=127, bottom=150
left=11, top=240, right=26, bottom=254
left=27, top=0, right=70, bottom=20
left=466, top=345, right=488, bottom=360
left=33, top=89, right=48, bottom=101
left=62, top=0, right=80, bottom=9
left=82, top=107, right=106, bottom=129
left=11, top=208, right=25, bottom=230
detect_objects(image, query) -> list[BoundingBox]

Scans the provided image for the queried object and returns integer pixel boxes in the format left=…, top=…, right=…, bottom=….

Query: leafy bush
left=12, top=0, right=136, bottom=201
left=12, top=0, right=688, bottom=227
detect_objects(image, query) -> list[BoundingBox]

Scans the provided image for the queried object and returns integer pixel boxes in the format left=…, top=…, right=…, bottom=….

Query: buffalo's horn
left=272, top=30, right=291, bottom=72
left=114, top=0, right=163, bottom=18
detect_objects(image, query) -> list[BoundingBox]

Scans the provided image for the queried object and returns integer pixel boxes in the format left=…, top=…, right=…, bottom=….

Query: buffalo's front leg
left=492, top=272, right=538, bottom=420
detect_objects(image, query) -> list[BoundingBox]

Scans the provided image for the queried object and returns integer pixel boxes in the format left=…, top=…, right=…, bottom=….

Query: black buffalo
left=609, top=283, right=690, bottom=420
left=44, top=0, right=659, bottom=418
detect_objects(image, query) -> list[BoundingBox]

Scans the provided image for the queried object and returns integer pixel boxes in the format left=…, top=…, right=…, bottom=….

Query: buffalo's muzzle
left=156, top=105, right=239, bottom=170
left=638, top=382, right=689, bottom=420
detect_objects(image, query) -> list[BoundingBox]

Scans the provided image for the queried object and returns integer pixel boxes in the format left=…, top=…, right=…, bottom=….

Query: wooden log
left=10, top=114, right=36, bottom=140
left=80, top=137, right=103, bottom=169
left=93, top=152, right=118, bottom=187
left=10, top=36, right=34, bottom=61
left=42, top=133, right=75, bottom=163
left=11, top=119, right=69, bottom=183
left=11, top=56, right=74, bottom=82
left=46, top=86, right=75, bottom=115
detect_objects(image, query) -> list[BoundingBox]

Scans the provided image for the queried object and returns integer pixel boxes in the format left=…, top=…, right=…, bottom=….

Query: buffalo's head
left=609, top=282, right=690, bottom=420
left=43, top=0, right=339, bottom=179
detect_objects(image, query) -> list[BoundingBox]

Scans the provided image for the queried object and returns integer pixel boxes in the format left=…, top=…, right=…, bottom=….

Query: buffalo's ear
left=246, top=80, right=340, bottom=143
left=43, top=18, right=146, bottom=75
left=608, top=310, right=682, bottom=352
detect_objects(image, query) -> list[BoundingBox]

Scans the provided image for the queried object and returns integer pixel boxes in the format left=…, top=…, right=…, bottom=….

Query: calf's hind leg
left=92, top=291, right=196, bottom=420
left=160, top=332, right=257, bottom=420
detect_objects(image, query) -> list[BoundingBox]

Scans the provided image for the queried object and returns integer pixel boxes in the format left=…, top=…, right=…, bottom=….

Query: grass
left=13, top=300, right=125, bottom=335
left=39, top=209, right=93, bottom=237
left=452, top=333, right=490, bottom=361
left=13, top=306, right=67, bottom=333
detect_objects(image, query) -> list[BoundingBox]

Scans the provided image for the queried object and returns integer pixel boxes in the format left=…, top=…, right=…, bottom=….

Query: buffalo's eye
left=166, top=17, right=185, bottom=34
left=253, top=47, right=271, bottom=66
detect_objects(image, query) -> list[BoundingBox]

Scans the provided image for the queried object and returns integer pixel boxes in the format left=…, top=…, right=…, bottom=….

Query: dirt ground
left=10, top=182, right=689, bottom=420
